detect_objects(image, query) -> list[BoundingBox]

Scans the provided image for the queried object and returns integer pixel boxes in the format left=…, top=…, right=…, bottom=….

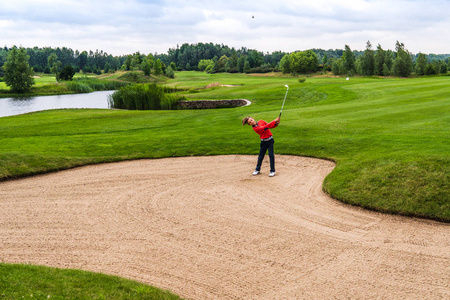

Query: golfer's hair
left=242, top=116, right=250, bottom=126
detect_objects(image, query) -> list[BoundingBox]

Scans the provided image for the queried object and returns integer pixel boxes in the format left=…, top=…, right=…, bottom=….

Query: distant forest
left=1, top=42, right=449, bottom=77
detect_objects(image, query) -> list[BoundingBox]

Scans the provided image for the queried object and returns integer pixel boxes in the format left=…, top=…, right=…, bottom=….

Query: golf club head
left=285, top=84, right=289, bottom=90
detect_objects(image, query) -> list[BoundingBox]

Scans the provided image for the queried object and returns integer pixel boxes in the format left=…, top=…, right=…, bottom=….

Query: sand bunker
left=0, top=155, right=448, bottom=299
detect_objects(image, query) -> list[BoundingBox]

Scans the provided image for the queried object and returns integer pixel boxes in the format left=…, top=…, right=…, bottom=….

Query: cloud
left=0, top=0, right=449, bottom=55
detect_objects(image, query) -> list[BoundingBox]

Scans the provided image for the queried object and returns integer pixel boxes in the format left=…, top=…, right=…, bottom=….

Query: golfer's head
left=242, top=116, right=256, bottom=126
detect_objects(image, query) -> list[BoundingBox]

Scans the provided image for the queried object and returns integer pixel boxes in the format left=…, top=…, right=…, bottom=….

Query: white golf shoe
left=252, top=170, right=260, bottom=175
left=269, top=172, right=275, bottom=177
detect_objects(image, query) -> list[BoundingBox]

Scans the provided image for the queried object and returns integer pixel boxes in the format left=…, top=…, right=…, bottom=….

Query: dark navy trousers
left=255, top=138, right=275, bottom=172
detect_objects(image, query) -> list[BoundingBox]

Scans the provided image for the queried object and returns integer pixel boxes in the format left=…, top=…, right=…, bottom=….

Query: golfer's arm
left=266, top=120, right=278, bottom=128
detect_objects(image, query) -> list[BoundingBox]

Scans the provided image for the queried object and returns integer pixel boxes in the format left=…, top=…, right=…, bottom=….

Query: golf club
left=279, top=84, right=289, bottom=117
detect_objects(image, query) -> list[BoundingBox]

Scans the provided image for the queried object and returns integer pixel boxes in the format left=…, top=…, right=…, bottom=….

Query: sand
left=0, top=155, right=449, bottom=299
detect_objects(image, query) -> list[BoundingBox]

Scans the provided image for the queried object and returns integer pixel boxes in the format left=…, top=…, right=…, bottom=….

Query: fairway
left=0, top=73, right=448, bottom=220
left=1, top=156, right=448, bottom=299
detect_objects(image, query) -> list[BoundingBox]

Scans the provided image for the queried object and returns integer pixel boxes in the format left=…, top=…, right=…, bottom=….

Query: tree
left=82, top=65, right=92, bottom=73
left=165, top=66, right=175, bottom=78
left=439, top=62, right=448, bottom=74
left=48, top=52, right=62, bottom=80
left=425, top=63, right=437, bottom=75
left=289, top=50, right=318, bottom=74
left=360, top=41, right=375, bottom=76
left=153, top=59, right=163, bottom=75
left=279, top=54, right=290, bottom=74
left=198, top=59, right=213, bottom=71
left=332, top=58, right=343, bottom=75
left=3, top=46, right=35, bottom=93
left=247, top=50, right=264, bottom=68
left=104, top=62, right=110, bottom=73
left=237, top=56, right=245, bottom=73
left=77, top=51, right=88, bottom=70
left=243, top=60, right=251, bottom=73
left=47, top=52, right=58, bottom=68
left=225, top=58, right=235, bottom=72
left=322, top=53, right=328, bottom=67
left=392, top=41, right=413, bottom=77
left=124, top=55, right=132, bottom=70
left=212, top=56, right=220, bottom=73
left=322, top=53, right=331, bottom=71
left=205, top=62, right=215, bottom=74
left=415, top=53, right=427, bottom=75
left=342, top=45, right=356, bottom=76
left=217, top=55, right=229, bottom=72
left=59, top=64, right=75, bottom=81
left=140, top=58, right=151, bottom=76
left=374, top=44, right=386, bottom=76
left=382, top=63, right=391, bottom=76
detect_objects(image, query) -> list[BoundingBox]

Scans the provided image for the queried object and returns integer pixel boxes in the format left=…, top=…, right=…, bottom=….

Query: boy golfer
left=242, top=116, right=280, bottom=177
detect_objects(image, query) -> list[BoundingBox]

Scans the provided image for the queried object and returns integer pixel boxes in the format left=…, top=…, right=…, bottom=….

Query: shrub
left=59, top=65, right=76, bottom=81
left=298, top=78, right=306, bottom=83
left=165, top=66, right=175, bottom=78
left=108, top=83, right=185, bottom=110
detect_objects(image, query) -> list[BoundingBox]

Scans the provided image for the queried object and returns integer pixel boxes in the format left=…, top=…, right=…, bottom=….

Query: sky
left=1, top=0, right=449, bottom=56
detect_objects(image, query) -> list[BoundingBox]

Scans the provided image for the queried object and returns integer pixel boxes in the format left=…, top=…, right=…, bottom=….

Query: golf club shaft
left=279, top=85, right=289, bottom=117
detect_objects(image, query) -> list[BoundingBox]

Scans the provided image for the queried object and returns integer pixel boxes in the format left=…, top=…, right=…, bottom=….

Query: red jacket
left=253, top=119, right=278, bottom=140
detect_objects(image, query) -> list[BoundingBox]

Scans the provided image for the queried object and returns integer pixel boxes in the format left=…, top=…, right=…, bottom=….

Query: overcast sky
left=1, top=0, right=449, bottom=56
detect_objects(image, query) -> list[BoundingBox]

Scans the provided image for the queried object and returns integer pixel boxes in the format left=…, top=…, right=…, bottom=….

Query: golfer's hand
left=274, top=116, right=280, bottom=125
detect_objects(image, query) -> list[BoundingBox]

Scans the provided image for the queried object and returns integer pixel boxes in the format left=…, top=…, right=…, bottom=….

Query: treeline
left=1, top=42, right=449, bottom=78
left=156, top=42, right=450, bottom=77
left=156, top=42, right=287, bottom=73
left=323, top=41, right=450, bottom=77
left=0, top=46, right=176, bottom=80
left=0, top=47, right=123, bottom=75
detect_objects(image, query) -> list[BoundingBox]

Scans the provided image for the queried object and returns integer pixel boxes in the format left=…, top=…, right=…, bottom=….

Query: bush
left=59, top=65, right=76, bottom=81
left=82, top=65, right=92, bottom=74
left=298, top=78, right=306, bottom=83
left=165, top=66, right=175, bottom=78
left=108, top=83, right=185, bottom=110
left=249, top=64, right=274, bottom=73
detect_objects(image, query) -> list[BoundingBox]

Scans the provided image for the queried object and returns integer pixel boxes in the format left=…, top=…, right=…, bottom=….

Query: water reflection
left=0, top=90, right=114, bottom=117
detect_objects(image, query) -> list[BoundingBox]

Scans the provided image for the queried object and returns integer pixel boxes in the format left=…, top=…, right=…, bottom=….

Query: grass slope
left=0, top=73, right=448, bottom=221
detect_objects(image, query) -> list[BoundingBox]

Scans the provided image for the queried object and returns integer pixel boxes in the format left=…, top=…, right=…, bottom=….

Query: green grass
left=0, top=263, right=181, bottom=299
left=0, top=72, right=448, bottom=221
left=0, top=71, right=448, bottom=297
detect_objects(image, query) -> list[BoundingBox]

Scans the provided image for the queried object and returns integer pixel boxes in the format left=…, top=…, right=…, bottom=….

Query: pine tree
left=361, top=41, right=375, bottom=76
left=342, top=45, right=356, bottom=76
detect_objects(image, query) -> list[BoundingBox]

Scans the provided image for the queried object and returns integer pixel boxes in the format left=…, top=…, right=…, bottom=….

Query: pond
left=0, top=90, right=114, bottom=118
